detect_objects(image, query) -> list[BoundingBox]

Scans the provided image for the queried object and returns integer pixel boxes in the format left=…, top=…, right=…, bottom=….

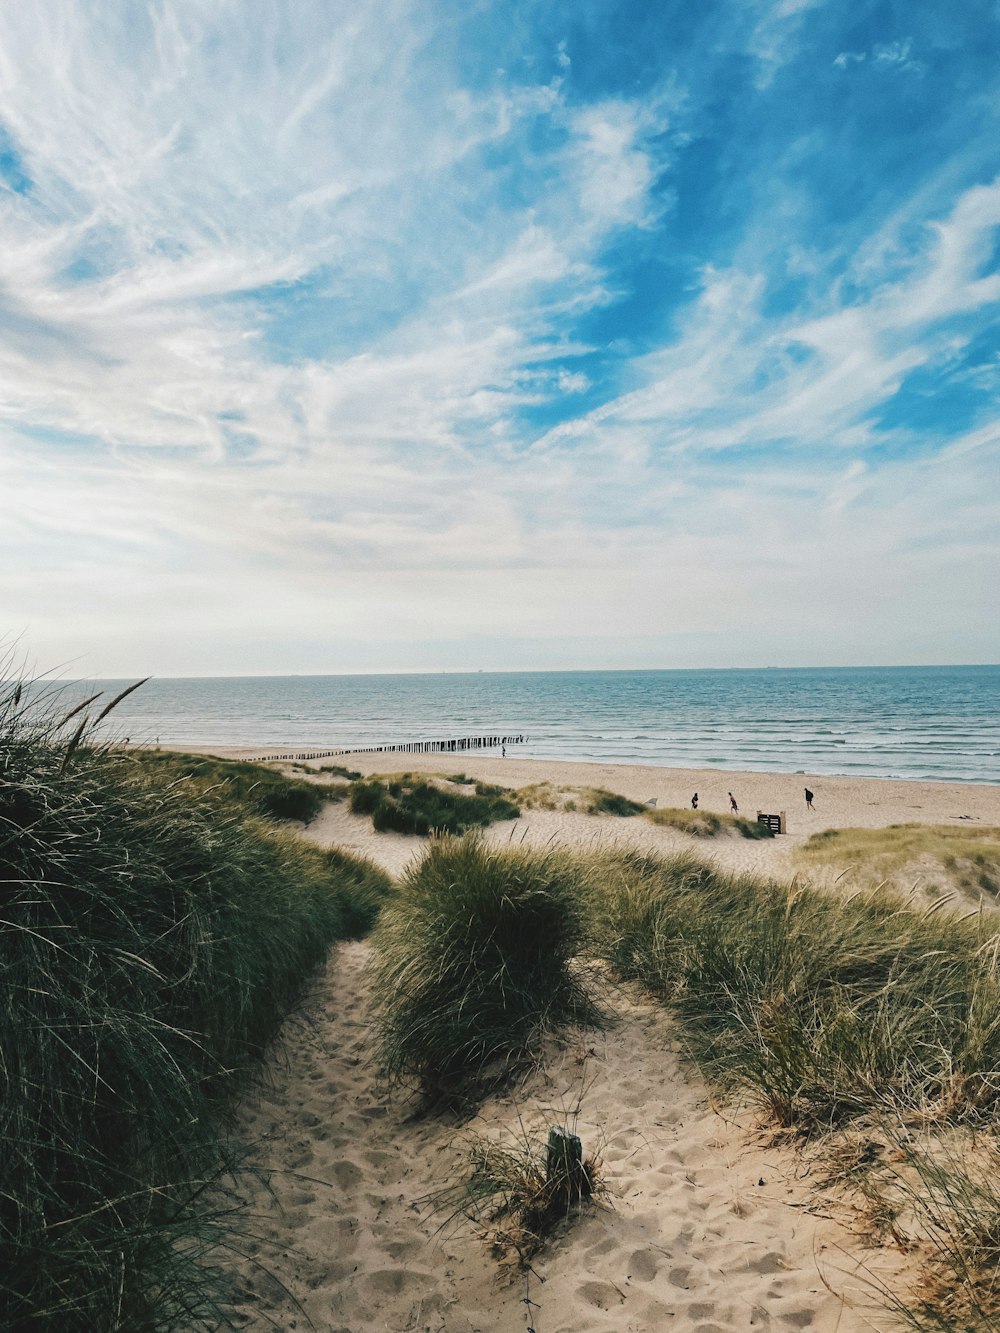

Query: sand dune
left=225, top=940, right=900, bottom=1332
left=210, top=754, right=991, bottom=1330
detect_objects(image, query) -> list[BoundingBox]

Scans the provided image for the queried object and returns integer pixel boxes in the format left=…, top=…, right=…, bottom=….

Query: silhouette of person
left=691, top=792, right=698, bottom=809
left=502, top=745, right=506, bottom=758
left=804, top=787, right=815, bottom=810
left=728, top=791, right=738, bottom=813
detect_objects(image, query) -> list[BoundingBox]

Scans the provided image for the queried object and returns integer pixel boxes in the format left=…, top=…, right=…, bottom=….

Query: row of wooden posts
left=248, top=734, right=525, bottom=763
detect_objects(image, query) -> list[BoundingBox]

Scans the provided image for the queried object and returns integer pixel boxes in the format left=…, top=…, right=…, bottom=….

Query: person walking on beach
left=728, top=791, right=738, bottom=813
left=691, top=792, right=698, bottom=809
left=804, top=787, right=815, bottom=810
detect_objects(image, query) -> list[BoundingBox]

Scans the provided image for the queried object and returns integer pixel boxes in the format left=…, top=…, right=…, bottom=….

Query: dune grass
left=880, top=1134, right=1000, bottom=1329
left=583, top=787, right=648, bottom=816
left=317, top=762, right=362, bottom=780
left=1, top=685, right=393, bottom=1331
left=370, top=836, right=602, bottom=1106
left=443, top=1122, right=603, bottom=1268
left=796, top=822, right=1000, bottom=899
left=348, top=774, right=519, bottom=835
left=645, top=805, right=774, bottom=838
left=131, top=749, right=329, bottom=823
left=583, top=846, right=1000, bottom=1324
left=586, top=848, right=1000, bottom=1133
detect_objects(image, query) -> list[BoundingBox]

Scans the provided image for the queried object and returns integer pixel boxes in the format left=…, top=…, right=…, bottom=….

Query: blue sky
left=0, top=0, right=998, bottom=675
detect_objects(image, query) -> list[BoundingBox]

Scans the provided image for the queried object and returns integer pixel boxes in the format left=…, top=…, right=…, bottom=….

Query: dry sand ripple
left=223, top=941, right=897, bottom=1332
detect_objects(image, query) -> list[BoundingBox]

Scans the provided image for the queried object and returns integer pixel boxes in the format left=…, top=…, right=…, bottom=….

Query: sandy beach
left=209, top=745, right=1000, bottom=879
left=210, top=752, right=999, bottom=1331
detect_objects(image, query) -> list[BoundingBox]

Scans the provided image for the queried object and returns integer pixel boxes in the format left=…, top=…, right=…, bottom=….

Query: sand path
left=224, top=940, right=898, bottom=1332
left=215, top=754, right=978, bottom=1328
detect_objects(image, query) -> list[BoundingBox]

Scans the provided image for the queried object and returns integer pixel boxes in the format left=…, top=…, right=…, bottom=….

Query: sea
left=53, top=666, right=999, bottom=785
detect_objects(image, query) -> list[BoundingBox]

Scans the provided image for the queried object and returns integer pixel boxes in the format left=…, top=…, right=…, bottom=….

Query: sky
left=1, top=1, right=998, bottom=677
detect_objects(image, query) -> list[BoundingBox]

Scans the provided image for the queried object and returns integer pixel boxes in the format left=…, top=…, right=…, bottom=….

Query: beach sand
left=211, top=752, right=999, bottom=1330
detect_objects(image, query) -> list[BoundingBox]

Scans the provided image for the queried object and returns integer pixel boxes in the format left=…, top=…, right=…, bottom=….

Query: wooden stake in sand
left=546, top=1126, right=586, bottom=1204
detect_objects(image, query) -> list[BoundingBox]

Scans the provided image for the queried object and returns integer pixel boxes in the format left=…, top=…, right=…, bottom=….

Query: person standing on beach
left=804, top=787, right=815, bottom=810
left=691, top=792, right=698, bottom=809
left=729, top=792, right=738, bottom=813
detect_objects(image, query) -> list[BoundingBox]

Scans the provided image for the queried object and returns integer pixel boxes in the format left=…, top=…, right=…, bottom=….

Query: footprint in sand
left=360, top=1267, right=437, bottom=1298
left=576, top=1278, right=625, bottom=1310
left=626, top=1248, right=660, bottom=1281
left=330, top=1159, right=363, bottom=1190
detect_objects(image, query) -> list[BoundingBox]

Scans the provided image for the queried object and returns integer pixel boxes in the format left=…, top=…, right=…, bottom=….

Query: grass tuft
left=131, top=749, right=329, bottom=824
left=796, top=823, right=1000, bottom=900
left=371, top=836, right=602, bottom=1106
left=348, top=774, right=519, bottom=836
left=317, top=763, right=362, bottom=780
left=645, top=806, right=774, bottom=838
left=445, top=1122, right=603, bottom=1267
left=584, top=787, right=647, bottom=816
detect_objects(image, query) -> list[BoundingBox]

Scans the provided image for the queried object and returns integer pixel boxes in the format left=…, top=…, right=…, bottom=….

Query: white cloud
left=0, top=3, right=996, bottom=673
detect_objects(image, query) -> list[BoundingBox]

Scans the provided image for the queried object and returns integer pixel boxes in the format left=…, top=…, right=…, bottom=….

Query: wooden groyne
left=248, top=734, right=525, bottom=763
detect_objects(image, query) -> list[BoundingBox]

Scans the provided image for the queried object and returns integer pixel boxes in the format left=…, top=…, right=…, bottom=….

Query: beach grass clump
left=875, top=1134, right=1000, bottom=1330
left=445, top=1123, right=602, bottom=1267
left=584, top=787, right=647, bottom=817
left=348, top=774, right=519, bottom=836
left=587, top=848, right=1000, bottom=1132
left=645, top=806, right=774, bottom=838
left=1, top=684, right=392, bottom=1331
left=318, top=762, right=362, bottom=780
left=132, top=749, right=328, bottom=824
left=510, top=781, right=565, bottom=810
left=371, top=836, right=601, bottom=1105
left=796, top=823, right=1000, bottom=899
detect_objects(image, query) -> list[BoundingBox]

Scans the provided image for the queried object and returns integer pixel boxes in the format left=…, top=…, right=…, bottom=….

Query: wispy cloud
left=0, top=1, right=998, bottom=672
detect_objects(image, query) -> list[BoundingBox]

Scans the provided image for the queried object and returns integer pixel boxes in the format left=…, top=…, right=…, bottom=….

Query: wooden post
left=546, top=1126, right=587, bottom=1206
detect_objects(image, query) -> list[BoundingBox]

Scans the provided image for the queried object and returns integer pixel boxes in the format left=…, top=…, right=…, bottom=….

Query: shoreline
left=191, top=746, right=1000, bottom=834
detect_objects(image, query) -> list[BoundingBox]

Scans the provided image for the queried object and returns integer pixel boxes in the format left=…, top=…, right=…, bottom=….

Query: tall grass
left=371, top=836, right=601, bottom=1106
left=878, top=1134, right=1000, bottom=1329
left=583, top=787, right=648, bottom=816
left=587, top=848, right=1000, bottom=1132
left=1, top=683, right=393, bottom=1331
left=349, top=774, right=519, bottom=835
left=796, top=823, right=1000, bottom=899
left=646, top=806, right=774, bottom=838
left=131, top=749, right=329, bottom=823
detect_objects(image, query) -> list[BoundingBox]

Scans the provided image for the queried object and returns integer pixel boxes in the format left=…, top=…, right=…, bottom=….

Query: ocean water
left=57, top=666, right=1000, bottom=784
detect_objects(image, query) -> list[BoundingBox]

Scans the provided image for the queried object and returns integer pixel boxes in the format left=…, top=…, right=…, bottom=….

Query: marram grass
left=130, top=748, right=329, bottom=824
left=796, top=821, right=1000, bottom=900
left=585, top=847, right=1000, bottom=1132
left=0, top=680, right=393, bottom=1331
left=370, top=835, right=602, bottom=1106
left=349, top=773, right=519, bottom=835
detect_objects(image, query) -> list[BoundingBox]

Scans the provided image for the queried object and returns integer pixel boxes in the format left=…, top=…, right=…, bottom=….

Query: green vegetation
left=796, top=822, right=1000, bottom=899
left=509, top=781, right=566, bottom=810
left=1, top=686, right=392, bottom=1331
left=582, top=846, right=1000, bottom=1325
left=348, top=774, right=519, bottom=835
left=132, top=749, right=329, bottom=823
left=318, top=762, right=362, bottom=780
left=444, top=1122, right=602, bottom=1267
left=645, top=805, right=773, bottom=838
left=588, top=848, right=1000, bottom=1132
left=371, top=836, right=601, bottom=1106
left=584, top=787, right=647, bottom=816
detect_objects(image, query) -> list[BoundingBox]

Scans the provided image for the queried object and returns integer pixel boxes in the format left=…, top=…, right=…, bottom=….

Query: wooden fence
left=247, top=734, right=525, bottom=763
